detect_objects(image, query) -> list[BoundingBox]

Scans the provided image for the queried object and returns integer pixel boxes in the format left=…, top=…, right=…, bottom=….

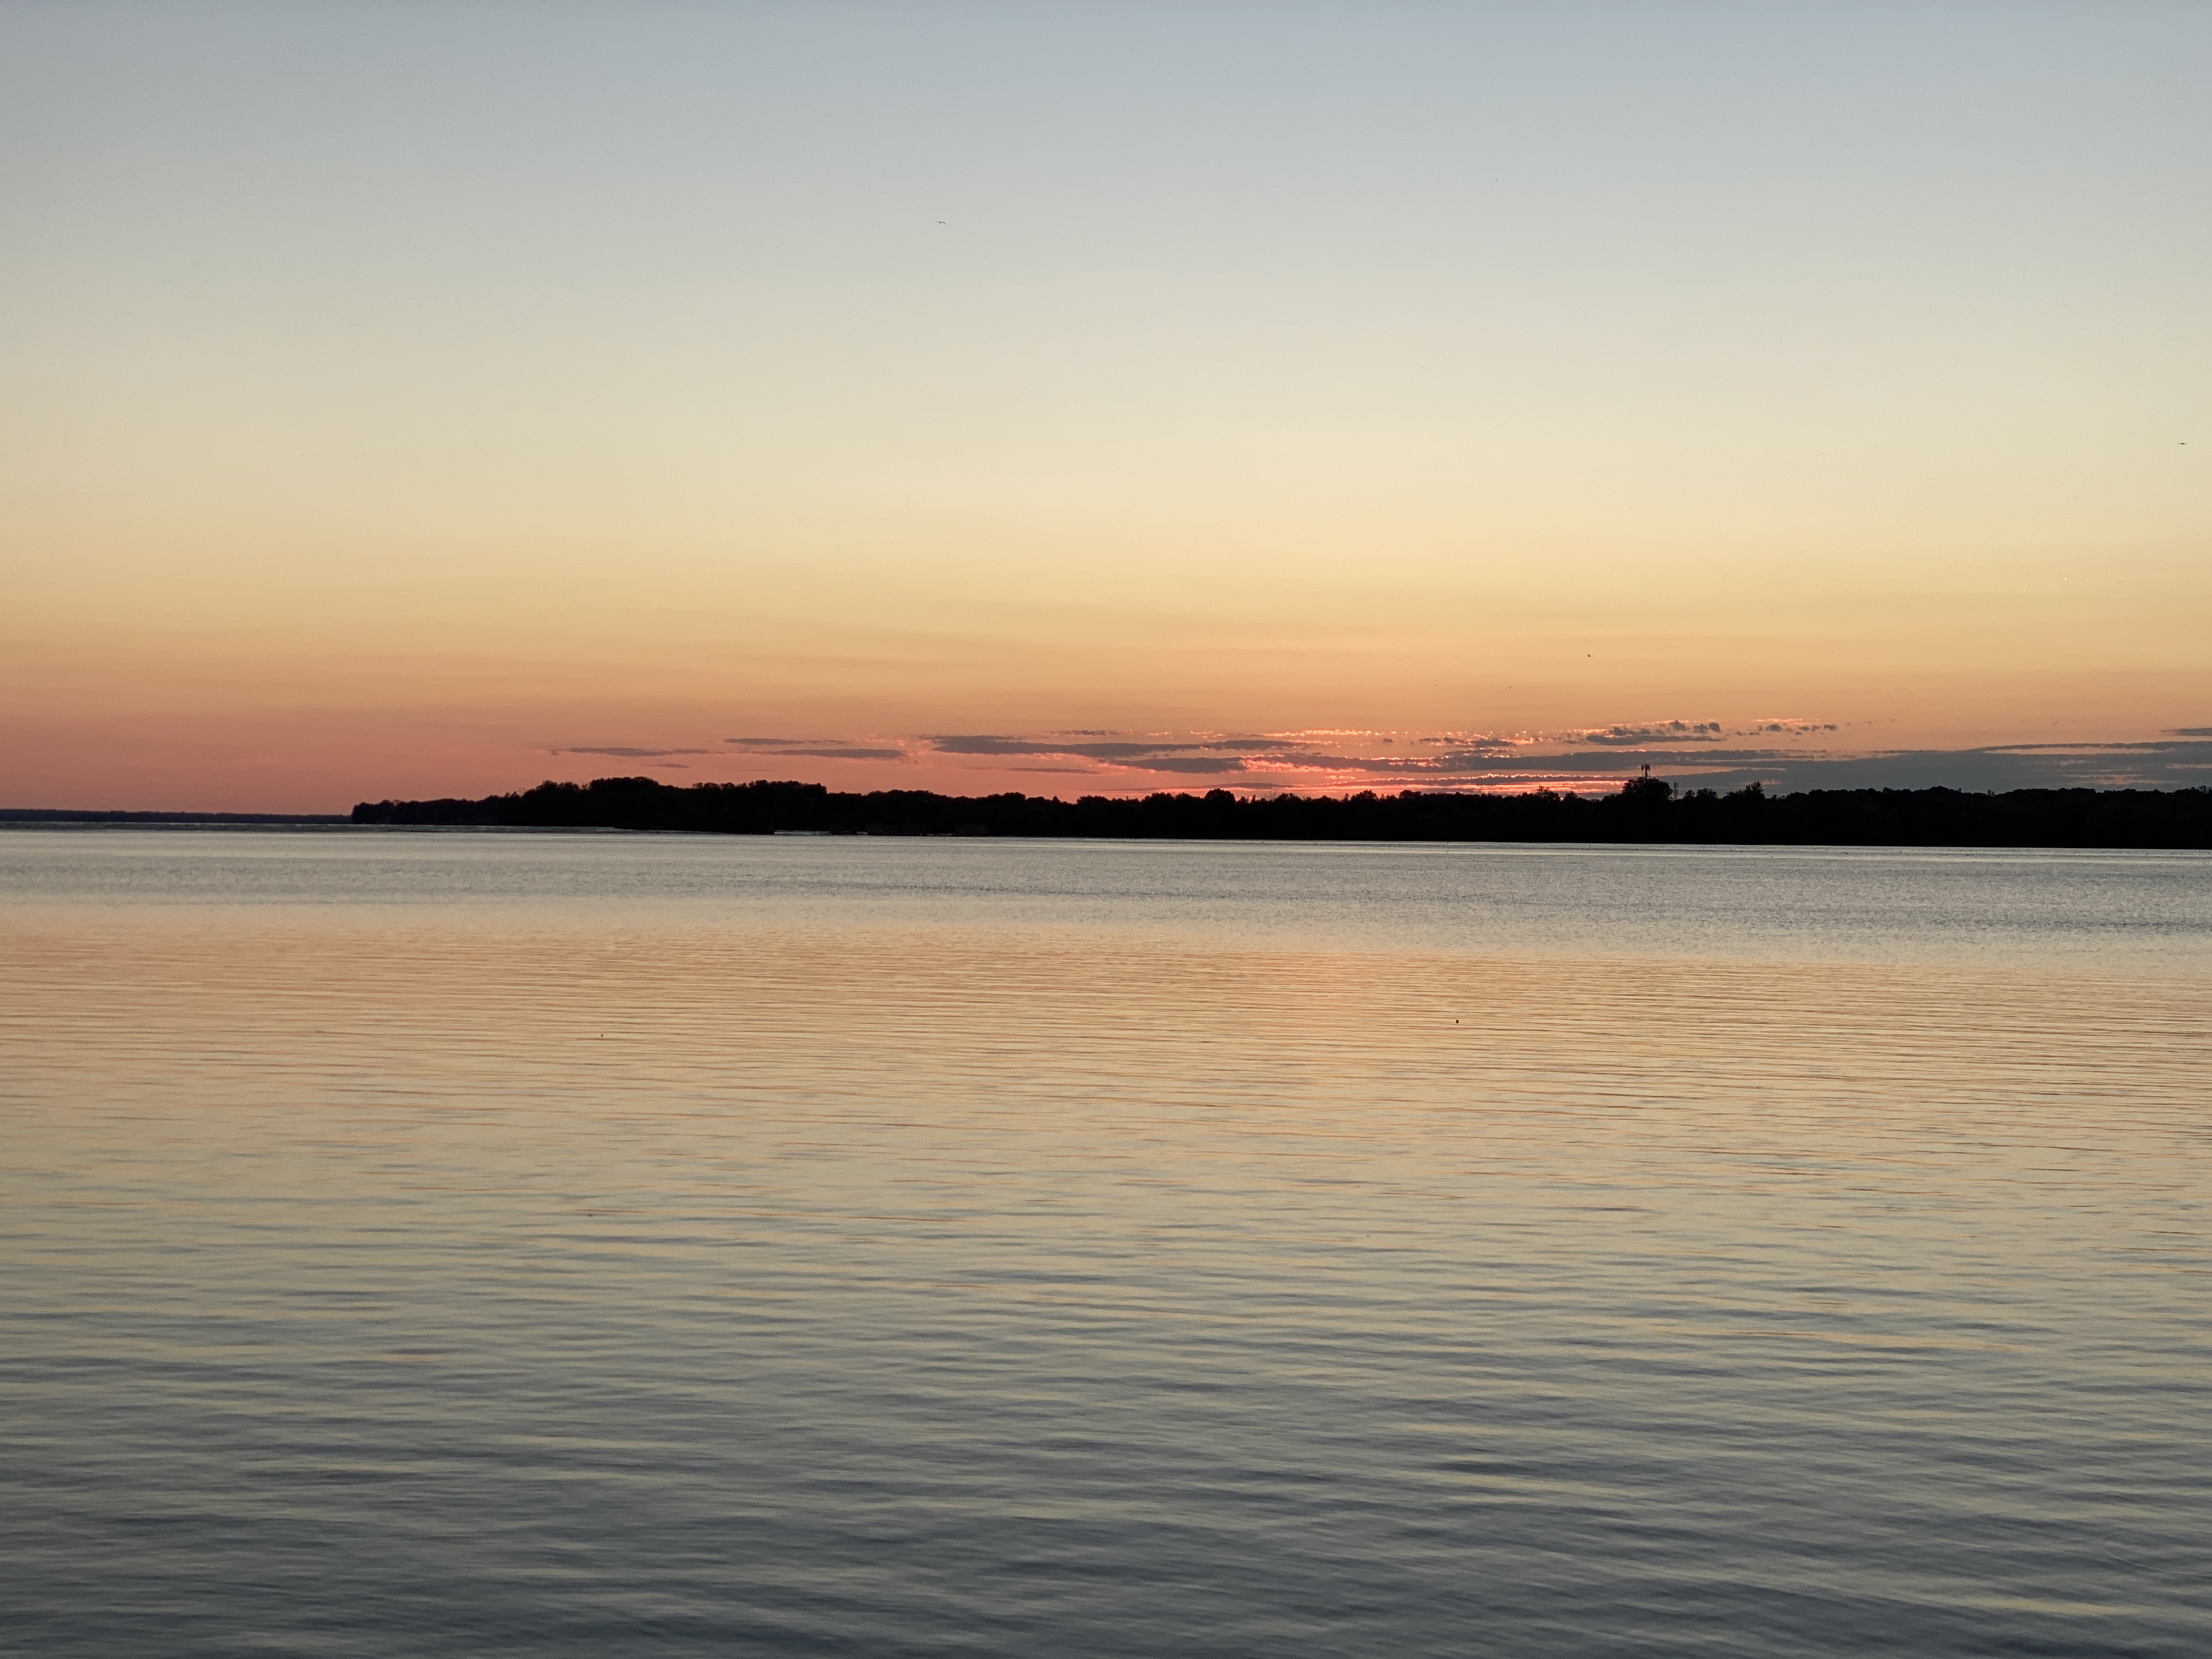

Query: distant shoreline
left=10, top=778, right=2210, bottom=849
left=343, top=775, right=2211, bottom=850
left=0, top=809, right=351, bottom=825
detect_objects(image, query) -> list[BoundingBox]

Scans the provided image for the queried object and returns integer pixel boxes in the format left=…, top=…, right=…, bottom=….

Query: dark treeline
left=351, top=775, right=2212, bottom=848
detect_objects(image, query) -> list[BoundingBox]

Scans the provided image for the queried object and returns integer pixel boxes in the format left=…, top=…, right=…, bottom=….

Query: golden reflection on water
left=5, top=902, right=2210, bottom=1655
left=9, top=914, right=2203, bottom=1272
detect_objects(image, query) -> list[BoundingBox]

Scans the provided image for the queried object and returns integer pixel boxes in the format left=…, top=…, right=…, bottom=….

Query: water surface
left=4, top=829, right=2208, bottom=1655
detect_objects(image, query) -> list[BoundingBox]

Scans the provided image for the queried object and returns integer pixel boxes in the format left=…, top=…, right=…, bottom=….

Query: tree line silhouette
left=350, top=773, right=2212, bottom=848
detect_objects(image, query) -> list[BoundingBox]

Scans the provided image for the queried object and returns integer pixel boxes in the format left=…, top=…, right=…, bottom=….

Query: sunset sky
left=5, top=2, right=2207, bottom=810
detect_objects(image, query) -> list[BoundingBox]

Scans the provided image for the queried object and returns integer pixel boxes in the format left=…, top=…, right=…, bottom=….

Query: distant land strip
left=341, top=776, right=2212, bottom=849
left=0, top=809, right=351, bottom=825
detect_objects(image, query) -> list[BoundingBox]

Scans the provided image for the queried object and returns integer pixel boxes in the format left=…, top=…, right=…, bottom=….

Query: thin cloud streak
left=556, top=746, right=718, bottom=759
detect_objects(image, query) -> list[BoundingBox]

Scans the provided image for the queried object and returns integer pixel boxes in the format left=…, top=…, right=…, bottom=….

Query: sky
left=4, top=1, right=2207, bottom=810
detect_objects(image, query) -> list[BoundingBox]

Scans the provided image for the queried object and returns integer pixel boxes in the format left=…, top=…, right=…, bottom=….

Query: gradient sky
left=5, top=1, right=2207, bottom=809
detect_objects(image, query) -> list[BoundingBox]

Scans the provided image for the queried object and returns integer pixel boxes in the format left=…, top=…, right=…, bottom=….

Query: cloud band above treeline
left=546, top=724, right=2212, bottom=793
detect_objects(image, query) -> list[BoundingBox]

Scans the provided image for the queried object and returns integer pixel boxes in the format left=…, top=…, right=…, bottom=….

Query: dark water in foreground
left=3, top=830, right=2208, bottom=1656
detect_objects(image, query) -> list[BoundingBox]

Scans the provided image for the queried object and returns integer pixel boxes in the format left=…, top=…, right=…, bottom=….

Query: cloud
left=1058, top=743, right=1205, bottom=760
left=720, top=736, right=912, bottom=759
left=1255, top=748, right=1550, bottom=775
left=1104, top=737, right=2212, bottom=792
left=1620, top=740, right=2212, bottom=792
left=1416, top=749, right=1689, bottom=775
left=1550, top=719, right=1837, bottom=747
left=1576, top=721, right=1725, bottom=746
left=928, top=735, right=1289, bottom=761
left=1133, top=755, right=1248, bottom=774
left=556, top=746, right=717, bottom=758
left=928, top=735, right=1059, bottom=756
left=571, top=724, right=2209, bottom=795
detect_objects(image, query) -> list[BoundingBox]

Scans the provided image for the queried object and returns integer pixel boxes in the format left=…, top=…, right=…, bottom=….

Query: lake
left=3, top=828, right=2208, bottom=1656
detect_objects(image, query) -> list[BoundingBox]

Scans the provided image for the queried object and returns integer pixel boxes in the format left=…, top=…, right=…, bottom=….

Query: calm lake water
left=4, top=828, right=2208, bottom=1656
